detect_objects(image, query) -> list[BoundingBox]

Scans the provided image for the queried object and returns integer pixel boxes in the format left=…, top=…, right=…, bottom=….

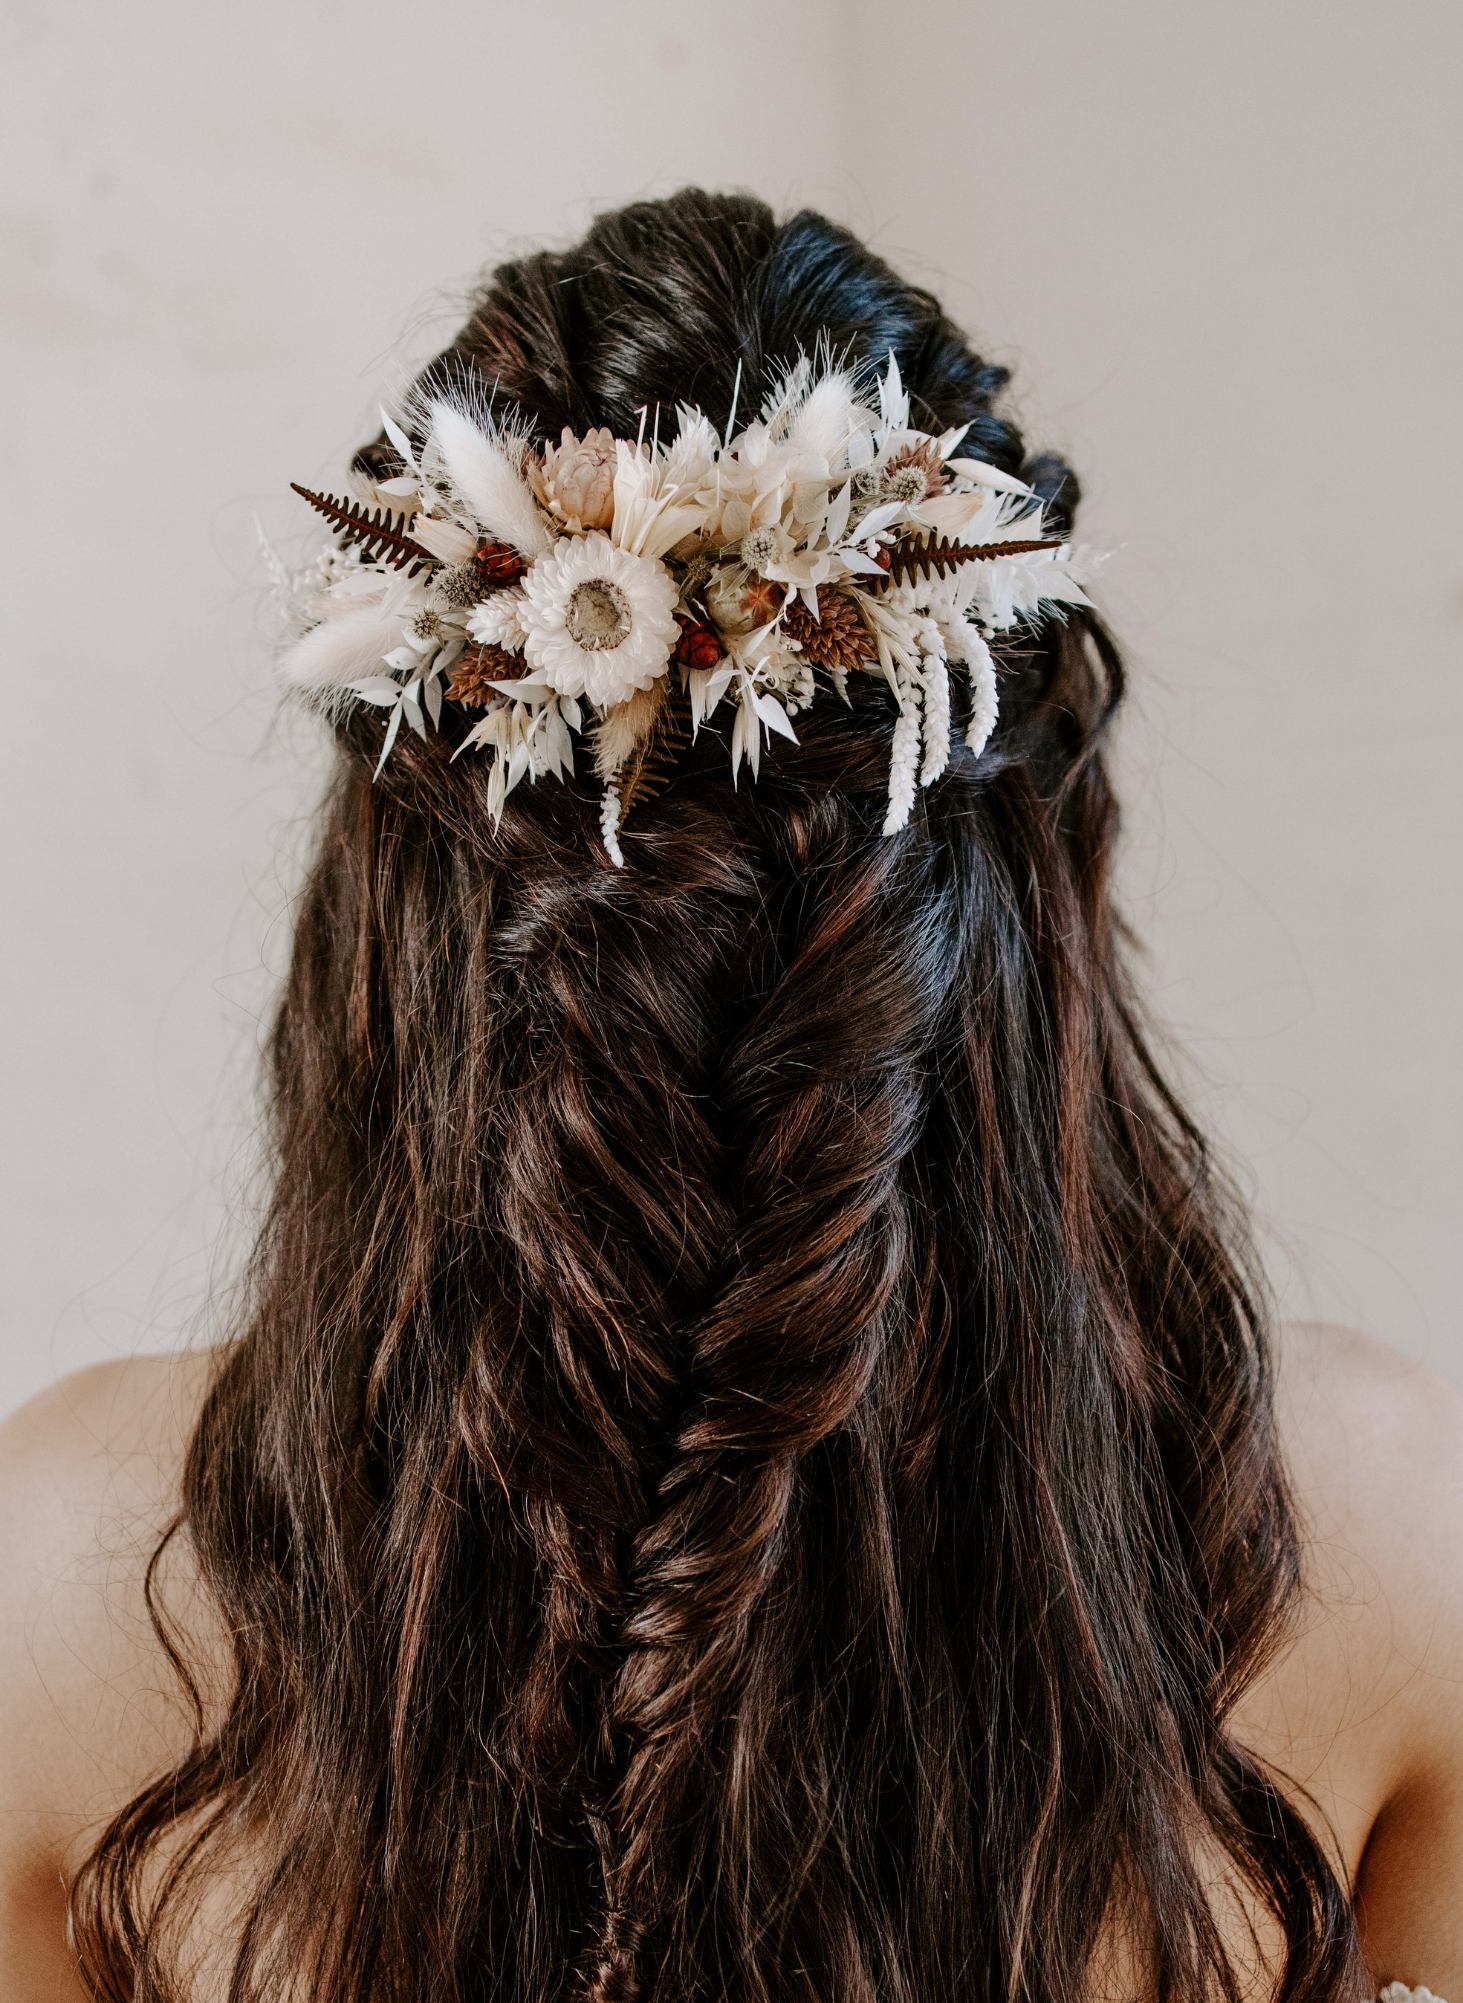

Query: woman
left=1, top=189, right=1459, bottom=2002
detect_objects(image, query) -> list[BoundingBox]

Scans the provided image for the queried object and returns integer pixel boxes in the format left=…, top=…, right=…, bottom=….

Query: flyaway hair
left=71, top=190, right=1363, bottom=2003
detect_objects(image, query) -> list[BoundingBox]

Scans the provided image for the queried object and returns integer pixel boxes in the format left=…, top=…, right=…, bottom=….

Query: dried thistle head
left=878, top=439, right=946, bottom=504
left=436, top=564, right=489, bottom=610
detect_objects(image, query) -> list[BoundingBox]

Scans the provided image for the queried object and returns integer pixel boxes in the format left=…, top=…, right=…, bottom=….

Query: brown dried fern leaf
left=885, top=535, right=1063, bottom=588
left=290, top=484, right=438, bottom=577
left=620, top=682, right=691, bottom=821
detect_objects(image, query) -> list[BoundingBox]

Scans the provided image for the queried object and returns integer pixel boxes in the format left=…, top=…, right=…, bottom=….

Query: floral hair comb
left=276, top=350, right=1102, bottom=864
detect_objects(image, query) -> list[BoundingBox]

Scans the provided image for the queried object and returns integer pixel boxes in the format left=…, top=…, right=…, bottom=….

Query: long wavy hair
left=71, top=190, right=1363, bottom=2003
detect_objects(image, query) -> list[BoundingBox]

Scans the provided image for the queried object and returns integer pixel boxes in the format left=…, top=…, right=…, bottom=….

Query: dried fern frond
left=620, top=681, right=691, bottom=821
left=885, top=535, right=1062, bottom=588
left=290, top=484, right=438, bottom=577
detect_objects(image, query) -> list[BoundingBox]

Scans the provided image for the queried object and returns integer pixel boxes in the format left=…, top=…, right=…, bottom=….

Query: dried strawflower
left=519, top=532, right=680, bottom=706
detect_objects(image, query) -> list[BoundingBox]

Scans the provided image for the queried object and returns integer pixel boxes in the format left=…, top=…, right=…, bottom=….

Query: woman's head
left=73, top=191, right=1360, bottom=2003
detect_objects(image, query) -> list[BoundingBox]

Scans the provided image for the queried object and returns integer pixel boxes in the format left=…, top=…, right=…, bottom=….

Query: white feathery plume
left=788, top=368, right=867, bottom=469
left=592, top=686, right=657, bottom=779
left=280, top=607, right=403, bottom=696
left=882, top=660, right=921, bottom=834
left=920, top=650, right=951, bottom=786
left=428, top=401, right=555, bottom=560
left=963, top=626, right=1000, bottom=758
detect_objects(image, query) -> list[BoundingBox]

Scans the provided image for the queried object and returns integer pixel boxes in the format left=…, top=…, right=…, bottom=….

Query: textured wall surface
left=2, top=0, right=1458, bottom=1419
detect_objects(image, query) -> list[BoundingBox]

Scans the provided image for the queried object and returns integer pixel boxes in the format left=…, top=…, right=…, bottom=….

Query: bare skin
left=0, top=1325, right=1460, bottom=2000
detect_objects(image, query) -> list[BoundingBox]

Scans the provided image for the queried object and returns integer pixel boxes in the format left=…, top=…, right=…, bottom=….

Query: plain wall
left=2, top=0, right=1458, bottom=1421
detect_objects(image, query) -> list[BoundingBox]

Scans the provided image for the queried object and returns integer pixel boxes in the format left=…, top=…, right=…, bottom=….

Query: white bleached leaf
left=855, top=501, right=905, bottom=539
left=945, top=457, right=1034, bottom=497
left=401, top=680, right=427, bottom=739
left=490, top=673, right=554, bottom=701
left=373, top=700, right=405, bottom=779
left=1034, top=568, right=1092, bottom=607
left=878, top=351, right=909, bottom=433
left=754, top=693, right=798, bottom=743
left=689, top=662, right=735, bottom=734
left=381, top=407, right=418, bottom=471
left=347, top=676, right=409, bottom=706
left=410, top=514, right=476, bottom=565
left=825, top=477, right=852, bottom=546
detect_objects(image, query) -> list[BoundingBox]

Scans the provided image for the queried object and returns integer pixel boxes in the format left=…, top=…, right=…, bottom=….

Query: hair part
left=72, top=189, right=1361, bottom=2003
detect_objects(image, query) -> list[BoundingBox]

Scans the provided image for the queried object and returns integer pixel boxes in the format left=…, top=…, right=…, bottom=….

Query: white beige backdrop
left=2, top=0, right=1458, bottom=1420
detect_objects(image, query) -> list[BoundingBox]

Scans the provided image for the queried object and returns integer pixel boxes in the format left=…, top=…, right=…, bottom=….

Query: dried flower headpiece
left=277, top=351, right=1104, bottom=864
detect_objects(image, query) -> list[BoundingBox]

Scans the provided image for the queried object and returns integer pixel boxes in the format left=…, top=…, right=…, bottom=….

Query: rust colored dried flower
left=473, top=540, right=526, bottom=586
left=540, top=425, right=618, bottom=532
left=673, top=613, right=723, bottom=673
left=780, top=587, right=872, bottom=673
left=446, top=643, right=524, bottom=707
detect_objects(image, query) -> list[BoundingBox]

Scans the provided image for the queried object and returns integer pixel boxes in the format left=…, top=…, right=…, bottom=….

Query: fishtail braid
left=583, top=800, right=967, bottom=2002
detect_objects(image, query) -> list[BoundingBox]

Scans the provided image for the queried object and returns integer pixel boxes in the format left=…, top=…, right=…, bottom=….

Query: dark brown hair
left=72, top=190, right=1362, bottom=2002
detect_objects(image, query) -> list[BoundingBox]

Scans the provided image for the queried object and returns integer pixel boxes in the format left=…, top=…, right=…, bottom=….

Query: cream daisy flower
left=518, top=532, right=679, bottom=706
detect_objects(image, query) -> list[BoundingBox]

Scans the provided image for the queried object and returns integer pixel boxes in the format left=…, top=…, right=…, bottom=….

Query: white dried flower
left=739, top=523, right=787, bottom=573
left=518, top=532, right=680, bottom=707
left=468, top=588, right=530, bottom=653
left=407, top=607, right=445, bottom=646
left=539, top=426, right=618, bottom=532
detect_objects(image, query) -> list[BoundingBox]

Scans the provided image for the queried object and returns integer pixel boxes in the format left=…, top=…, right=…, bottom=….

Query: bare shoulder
left=0, top=1351, right=219, bottom=1970
left=1274, top=1320, right=1463, bottom=1681
left=1246, top=1323, right=1463, bottom=1992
